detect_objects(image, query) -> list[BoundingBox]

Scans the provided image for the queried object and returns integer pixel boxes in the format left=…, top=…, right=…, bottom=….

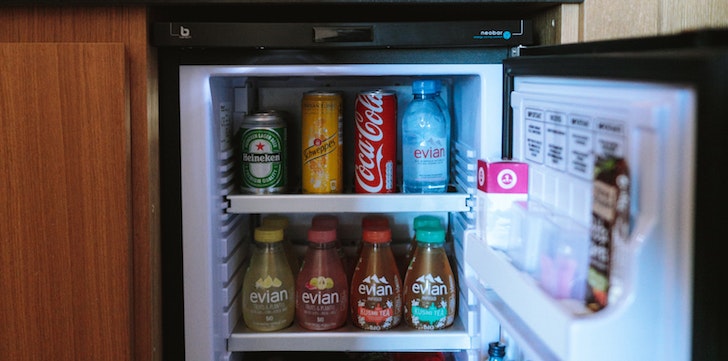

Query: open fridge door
left=463, top=36, right=727, bottom=361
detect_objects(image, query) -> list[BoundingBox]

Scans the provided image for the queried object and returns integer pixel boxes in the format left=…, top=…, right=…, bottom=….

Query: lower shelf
left=228, top=317, right=472, bottom=352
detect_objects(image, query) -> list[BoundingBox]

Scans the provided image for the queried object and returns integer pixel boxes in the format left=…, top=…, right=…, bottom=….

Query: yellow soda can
left=301, top=91, right=343, bottom=194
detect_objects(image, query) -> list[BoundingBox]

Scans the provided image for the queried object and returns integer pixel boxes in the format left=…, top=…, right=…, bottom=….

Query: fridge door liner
left=464, top=75, right=694, bottom=361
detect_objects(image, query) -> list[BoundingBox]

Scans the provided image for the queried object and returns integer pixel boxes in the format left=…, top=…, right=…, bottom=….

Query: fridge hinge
left=510, top=45, right=525, bottom=57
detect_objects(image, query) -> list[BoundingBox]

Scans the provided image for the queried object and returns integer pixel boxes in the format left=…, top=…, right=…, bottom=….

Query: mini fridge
left=154, top=10, right=727, bottom=361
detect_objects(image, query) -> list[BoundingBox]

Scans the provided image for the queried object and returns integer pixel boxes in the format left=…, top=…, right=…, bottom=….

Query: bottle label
left=250, top=276, right=289, bottom=305
left=300, top=276, right=342, bottom=307
left=352, top=274, right=400, bottom=330
left=403, top=136, right=448, bottom=183
left=406, top=273, right=455, bottom=330
left=240, top=127, right=286, bottom=191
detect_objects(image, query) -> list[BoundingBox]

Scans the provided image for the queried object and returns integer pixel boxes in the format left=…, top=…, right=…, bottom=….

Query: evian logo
left=356, top=274, right=394, bottom=296
left=355, top=94, right=388, bottom=192
left=170, top=24, right=191, bottom=39
left=410, top=274, right=448, bottom=296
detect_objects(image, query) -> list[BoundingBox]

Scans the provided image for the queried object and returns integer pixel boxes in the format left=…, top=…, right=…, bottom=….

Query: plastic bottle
left=241, top=226, right=295, bottom=332
left=295, top=226, right=349, bottom=330
left=350, top=225, right=402, bottom=330
left=403, top=226, right=457, bottom=330
left=485, top=342, right=506, bottom=361
left=401, top=79, right=450, bottom=193
left=401, top=215, right=442, bottom=276
left=357, top=214, right=391, bottom=267
left=261, top=214, right=301, bottom=276
left=311, top=214, right=352, bottom=280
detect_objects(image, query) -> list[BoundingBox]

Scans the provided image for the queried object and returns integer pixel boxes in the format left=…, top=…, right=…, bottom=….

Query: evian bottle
left=350, top=225, right=402, bottom=330
left=403, top=226, right=457, bottom=330
left=401, top=80, right=450, bottom=193
left=295, top=226, right=348, bottom=331
left=354, top=89, right=397, bottom=193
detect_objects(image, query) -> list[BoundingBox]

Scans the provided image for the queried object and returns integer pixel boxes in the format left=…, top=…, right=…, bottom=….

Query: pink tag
left=477, top=159, right=529, bottom=194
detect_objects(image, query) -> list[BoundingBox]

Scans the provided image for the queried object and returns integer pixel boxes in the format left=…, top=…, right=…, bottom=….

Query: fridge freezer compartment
left=227, top=317, right=472, bottom=352
left=227, top=192, right=472, bottom=213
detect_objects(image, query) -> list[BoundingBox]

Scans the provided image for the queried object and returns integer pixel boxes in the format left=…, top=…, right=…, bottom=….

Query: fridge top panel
left=152, top=20, right=532, bottom=48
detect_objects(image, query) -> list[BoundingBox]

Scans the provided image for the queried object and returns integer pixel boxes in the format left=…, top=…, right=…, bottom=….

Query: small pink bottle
left=295, top=226, right=349, bottom=331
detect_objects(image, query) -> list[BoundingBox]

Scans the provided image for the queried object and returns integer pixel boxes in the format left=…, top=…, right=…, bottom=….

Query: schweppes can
left=239, top=111, right=287, bottom=194
left=301, top=91, right=343, bottom=194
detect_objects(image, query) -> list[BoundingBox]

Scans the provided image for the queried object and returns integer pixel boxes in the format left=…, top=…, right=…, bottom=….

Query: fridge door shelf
left=227, top=317, right=472, bottom=352
left=226, top=192, right=472, bottom=214
left=464, top=232, right=585, bottom=361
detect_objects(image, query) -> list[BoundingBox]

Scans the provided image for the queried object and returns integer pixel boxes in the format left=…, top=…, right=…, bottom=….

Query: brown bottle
left=401, top=215, right=441, bottom=277
left=350, top=225, right=402, bottom=330
left=403, top=225, right=457, bottom=330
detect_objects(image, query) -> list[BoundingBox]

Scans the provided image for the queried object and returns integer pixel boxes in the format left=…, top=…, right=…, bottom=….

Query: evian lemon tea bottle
left=350, top=225, right=402, bottom=330
left=242, top=226, right=295, bottom=332
left=403, top=226, right=457, bottom=330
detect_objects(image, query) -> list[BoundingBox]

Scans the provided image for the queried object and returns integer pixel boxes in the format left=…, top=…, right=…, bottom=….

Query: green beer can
left=239, top=111, right=287, bottom=194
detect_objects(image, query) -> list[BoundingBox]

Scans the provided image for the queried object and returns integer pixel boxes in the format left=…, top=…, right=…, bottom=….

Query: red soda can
left=354, top=89, right=397, bottom=193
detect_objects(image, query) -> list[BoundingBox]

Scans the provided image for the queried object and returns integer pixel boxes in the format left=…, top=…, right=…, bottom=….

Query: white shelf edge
left=227, top=192, right=471, bottom=213
left=228, top=317, right=472, bottom=352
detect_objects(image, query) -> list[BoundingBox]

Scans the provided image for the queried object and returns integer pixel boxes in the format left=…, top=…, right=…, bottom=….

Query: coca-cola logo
left=355, top=94, right=386, bottom=193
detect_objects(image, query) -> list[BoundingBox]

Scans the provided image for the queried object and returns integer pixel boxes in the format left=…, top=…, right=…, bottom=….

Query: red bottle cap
left=307, top=226, right=337, bottom=244
left=312, top=214, right=339, bottom=229
left=361, top=225, right=391, bottom=244
left=361, top=215, right=389, bottom=229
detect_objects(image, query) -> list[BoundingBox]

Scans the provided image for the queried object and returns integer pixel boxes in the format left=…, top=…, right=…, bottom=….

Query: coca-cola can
left=354, top=89, right=397, bottom=193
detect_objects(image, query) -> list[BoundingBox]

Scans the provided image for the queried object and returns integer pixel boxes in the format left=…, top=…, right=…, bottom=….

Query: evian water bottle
left=354, top=89, right=397, bottom=193
left=401, top=80, right=450, bottom=193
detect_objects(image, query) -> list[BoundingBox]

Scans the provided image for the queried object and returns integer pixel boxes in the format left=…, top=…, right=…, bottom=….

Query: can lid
left=415, top=226, right=446, bottom=244
left=254, top=226, right=284, bottom=243
left=362, top=225, right=392, bottom=244
left=413, top=215, right=441, bottom=230
left=312, top=214, right=339, bottom=229
left=307, top=226, right=337, bottom=244
left=412, top=79, right=440, bottom=95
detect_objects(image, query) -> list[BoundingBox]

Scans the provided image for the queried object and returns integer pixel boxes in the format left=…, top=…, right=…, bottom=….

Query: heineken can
left=238, top=111, right=287, bottom=194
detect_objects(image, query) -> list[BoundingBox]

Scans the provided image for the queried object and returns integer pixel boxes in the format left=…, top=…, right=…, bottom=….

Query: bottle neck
left=308, top=240, right=337, bottom=250
left=413, top=93, right=437, bottom=100
left=255, top=240, right=285, bottom=252
left=417, top=241, right=445, bottom=250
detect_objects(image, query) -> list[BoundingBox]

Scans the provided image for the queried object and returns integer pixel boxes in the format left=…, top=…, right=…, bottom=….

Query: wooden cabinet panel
left=0, top=42, right=131, bottom=361
left=0, top=6, right=160, bottom=361
left=554, top=0, right=728, bottom=43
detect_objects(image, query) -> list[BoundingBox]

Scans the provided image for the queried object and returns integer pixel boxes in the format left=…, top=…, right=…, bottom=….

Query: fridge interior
left=178, top=63, right=504, bottom=361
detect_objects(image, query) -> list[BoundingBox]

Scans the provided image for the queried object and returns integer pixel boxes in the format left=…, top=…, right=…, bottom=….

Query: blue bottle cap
left=413, top=215, right=441, bottom=231
left=412, top=79, right=439, bottom=95
left=415, top=226, right=446, bottom=244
